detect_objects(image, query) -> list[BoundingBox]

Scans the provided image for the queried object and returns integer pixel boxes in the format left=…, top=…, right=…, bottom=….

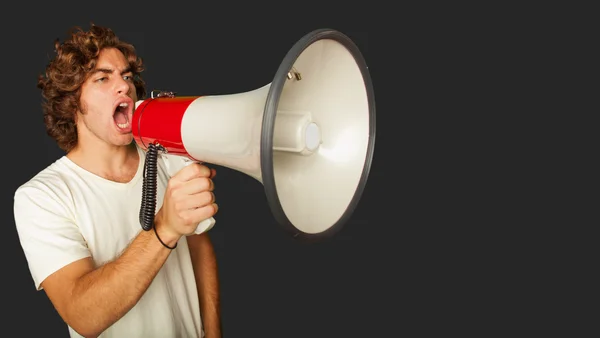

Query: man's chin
left=114, top=134, right=134, bottom=146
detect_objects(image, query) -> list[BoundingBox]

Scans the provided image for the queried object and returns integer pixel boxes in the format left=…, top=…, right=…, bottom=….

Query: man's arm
left=40, top=219, right=180, bottom=338
left=187, top=232, right=221, bottom=338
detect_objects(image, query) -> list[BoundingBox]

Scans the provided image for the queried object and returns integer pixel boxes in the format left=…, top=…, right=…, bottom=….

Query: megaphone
left=132, top=28, right=376, bottom=242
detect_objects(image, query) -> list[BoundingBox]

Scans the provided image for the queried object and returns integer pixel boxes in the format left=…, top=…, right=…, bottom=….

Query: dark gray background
left=1, top=2, right=557, bottom=338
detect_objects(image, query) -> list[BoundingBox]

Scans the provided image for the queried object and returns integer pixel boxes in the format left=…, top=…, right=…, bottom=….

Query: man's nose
left=116, top=78, right=131, bottom=95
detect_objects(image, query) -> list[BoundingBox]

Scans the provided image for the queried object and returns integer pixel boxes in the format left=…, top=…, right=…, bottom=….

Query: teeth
left=116, top=102, right=130, bottom=129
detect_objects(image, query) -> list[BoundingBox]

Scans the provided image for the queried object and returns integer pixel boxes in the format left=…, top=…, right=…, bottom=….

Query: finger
left=184, top=203, right=219, bottom=223
left=193, top=191, right=215, bottom=208
left=210, top=168, right=217, bottom=179
left=175, top=163, right=212, bottom=182
left=174, top=191, right=215, bottom=211
left=178, top=177, right=214, bottom=195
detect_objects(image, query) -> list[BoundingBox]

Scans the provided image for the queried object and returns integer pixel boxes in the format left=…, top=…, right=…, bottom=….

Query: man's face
left=77, top=47, right=138, bottom=148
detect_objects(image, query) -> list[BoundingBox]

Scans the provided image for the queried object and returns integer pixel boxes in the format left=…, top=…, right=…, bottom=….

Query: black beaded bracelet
left=154, top=227, right=177, bottom=250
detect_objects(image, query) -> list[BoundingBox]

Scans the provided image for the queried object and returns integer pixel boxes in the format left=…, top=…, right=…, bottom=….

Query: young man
left=13, top=24, right=221, bottom=337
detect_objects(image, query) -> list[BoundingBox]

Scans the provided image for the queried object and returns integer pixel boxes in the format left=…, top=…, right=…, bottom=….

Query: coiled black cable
left=140, top=143, right=159, bottom=231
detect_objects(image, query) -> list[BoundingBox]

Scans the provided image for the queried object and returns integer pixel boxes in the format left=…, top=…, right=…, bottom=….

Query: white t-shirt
left=13, top=144, right=214, bottom=338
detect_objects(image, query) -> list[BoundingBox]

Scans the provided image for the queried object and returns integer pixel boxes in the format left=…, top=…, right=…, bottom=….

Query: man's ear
left=73, top=108, right=80, bottom=123
left=76, top=99, right=87, bottom=118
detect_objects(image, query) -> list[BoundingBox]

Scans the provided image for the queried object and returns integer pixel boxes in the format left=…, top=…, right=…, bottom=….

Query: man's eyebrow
left=92, top=67, right=133, bottom=75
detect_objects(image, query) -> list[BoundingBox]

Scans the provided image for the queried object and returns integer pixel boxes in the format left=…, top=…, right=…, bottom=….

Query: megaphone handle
left=180, top=158, right=217, bottom=235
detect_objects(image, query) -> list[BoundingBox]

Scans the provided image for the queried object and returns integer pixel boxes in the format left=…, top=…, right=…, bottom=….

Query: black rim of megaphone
left=261, top=28, right=376, bottom=243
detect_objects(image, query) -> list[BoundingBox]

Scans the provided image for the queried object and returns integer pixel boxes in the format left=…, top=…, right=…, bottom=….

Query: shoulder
left=15, top=157, right=73, bottom=194
left=14, top=157, right=76, bottom=217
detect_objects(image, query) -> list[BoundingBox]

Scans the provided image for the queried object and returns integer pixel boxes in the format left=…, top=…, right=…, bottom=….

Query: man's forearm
left=66, top=226, right=179, bottom=337
left=188, top=233, right=221, bottom=338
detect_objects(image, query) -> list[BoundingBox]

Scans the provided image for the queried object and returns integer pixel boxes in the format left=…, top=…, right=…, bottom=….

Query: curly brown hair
left=37, top=24, right=147, bottom=153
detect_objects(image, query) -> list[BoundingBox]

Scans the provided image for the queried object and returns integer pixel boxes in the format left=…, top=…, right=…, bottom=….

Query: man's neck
left=67, top=142, right=140, bottom=183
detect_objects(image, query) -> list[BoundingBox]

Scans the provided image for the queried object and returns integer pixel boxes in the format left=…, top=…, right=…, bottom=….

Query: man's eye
left=124, top=75, right=133, bottom=81
left=96, top=77, right=107, bottom=82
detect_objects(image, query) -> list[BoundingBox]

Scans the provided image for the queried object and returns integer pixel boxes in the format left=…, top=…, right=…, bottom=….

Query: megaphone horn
left=133, top=28, right=376, bottom=242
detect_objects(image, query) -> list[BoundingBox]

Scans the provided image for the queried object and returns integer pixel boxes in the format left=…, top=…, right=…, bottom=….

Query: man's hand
left=155, top=163, right=218, bottom=245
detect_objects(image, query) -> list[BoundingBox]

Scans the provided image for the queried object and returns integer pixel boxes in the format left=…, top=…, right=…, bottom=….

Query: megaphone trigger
left=193, top=217, right=216, bottom=235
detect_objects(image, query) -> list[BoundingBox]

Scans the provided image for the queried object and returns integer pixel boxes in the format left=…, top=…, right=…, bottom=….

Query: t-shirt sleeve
left=14, top=184, right=91, bottom=291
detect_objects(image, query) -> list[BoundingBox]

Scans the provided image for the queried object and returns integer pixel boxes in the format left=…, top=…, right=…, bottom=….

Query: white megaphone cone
left=133, top=28, right=376, bottom=242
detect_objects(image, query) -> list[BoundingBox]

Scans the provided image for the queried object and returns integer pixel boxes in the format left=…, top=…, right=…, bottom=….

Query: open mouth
left=114, top=102, right=131, bottom=131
